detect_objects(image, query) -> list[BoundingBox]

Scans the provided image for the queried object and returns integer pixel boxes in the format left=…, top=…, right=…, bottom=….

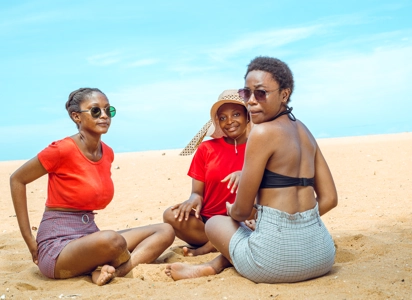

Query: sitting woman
left=10, top=88, right=175, bottom=286
left=165, top=56, right=338, bottom=283
left=163, top=89, right=251, bottom=256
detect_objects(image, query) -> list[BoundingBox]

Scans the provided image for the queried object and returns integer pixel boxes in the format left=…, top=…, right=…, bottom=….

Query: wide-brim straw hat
left=209, top=89, right=247, bottom=138
left=179, top=89, right=251, bottom=156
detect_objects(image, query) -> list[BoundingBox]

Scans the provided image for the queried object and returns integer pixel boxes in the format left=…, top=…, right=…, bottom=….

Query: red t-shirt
left=37, top=137, right=114, bottom=211
left=188, top=137, right=246, bottom=218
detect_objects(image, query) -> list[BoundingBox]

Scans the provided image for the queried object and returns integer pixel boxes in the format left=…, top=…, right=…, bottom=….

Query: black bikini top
left=260, top=169, right=314, bottom=188
left=259, top=106, right=313, bottom=188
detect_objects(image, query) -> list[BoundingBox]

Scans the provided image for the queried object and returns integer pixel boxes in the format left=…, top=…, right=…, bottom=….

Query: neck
left=77, top=131, right=102, bottom=161
left=223, top=133, right=247, bottom=145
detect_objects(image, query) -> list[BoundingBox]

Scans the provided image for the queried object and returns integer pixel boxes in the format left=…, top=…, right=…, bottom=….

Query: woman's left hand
left=221, top=171, right=242, bottom=194
left=226, top=202, right=233, bottom=217
left=244, top=219, right=256, bottom=231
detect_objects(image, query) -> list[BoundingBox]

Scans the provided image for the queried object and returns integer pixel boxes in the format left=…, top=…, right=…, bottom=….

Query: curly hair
left=65, top=87, right=106, bottom=128
left=245, top=56, right=294, bottom=103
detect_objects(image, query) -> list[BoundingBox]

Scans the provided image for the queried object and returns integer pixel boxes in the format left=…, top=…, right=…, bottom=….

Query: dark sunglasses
left=79, top=106, right=116, bottom=118
left=238, top=88, right=280, bottom=102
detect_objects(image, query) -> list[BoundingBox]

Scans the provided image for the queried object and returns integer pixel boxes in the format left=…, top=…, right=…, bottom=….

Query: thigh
left=118, top=223, right=172, bottom=251
left=55, top=230, right=126, bottom=279
left=205, top=215, right=240, bottom=260
left=164, top=209, right=208, bottom=246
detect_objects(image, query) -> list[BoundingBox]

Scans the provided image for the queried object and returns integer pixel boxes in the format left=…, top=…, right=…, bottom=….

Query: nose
left=247, top=93, right=257, bottom=105
left=227, top=115, right=235, bottom=124
left=100, top=108, right=109, bottom=118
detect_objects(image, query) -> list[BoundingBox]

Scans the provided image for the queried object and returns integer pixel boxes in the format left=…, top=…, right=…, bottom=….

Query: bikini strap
left=271, top=106, right=296, bottom=121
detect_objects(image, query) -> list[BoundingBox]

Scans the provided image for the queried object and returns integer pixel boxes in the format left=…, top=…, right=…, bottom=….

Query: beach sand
left=1, top=132, right=411, bottom=299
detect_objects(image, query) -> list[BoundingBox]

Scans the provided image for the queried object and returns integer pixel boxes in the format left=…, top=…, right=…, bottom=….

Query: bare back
left=257, top=117, right=317, bottom=213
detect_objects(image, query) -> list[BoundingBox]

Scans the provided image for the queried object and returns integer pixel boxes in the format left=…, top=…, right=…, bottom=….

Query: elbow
left=329, top=192, right=338, bottom=209
left=230, top=207, right=250, bottom=222
left=326, top=193, right=338, bottom=211
left=9, top=173, right=16, bottom=188
left=317, top=193, right=338, bottom=216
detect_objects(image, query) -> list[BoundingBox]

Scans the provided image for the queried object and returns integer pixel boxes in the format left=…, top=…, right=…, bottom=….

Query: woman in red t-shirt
left=10, top=88, right=175, bottom=285
left=163, top=89, right=253, bottom=256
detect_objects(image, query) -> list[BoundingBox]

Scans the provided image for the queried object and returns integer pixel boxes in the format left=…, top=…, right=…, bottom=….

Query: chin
left=251, top=116, right=264, bottom=124
left=225, top=132, right=239, bottom=139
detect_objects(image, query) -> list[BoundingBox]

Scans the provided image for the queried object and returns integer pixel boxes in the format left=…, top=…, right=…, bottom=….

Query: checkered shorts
left=36, top=210, right=99, bottom=278
left=229, top=203, right=335, bottom=283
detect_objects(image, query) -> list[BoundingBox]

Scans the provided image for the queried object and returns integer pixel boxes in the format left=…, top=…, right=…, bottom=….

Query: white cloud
left=207, top=25, right=322, bottom=61
left=87, top=51, right=123, bottom=66
left=127, top=58, right=159, bottom=68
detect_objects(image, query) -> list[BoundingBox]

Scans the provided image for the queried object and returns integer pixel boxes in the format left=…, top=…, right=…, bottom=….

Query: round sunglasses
left=238, top=88, right=280, bottom=102
left=79, top=106, right=116, bottom=118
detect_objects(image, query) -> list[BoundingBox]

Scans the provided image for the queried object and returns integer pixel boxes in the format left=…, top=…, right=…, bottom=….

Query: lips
left=249, top=110, right=261, bottom=115
left=226, top=126, right=238, bottom=132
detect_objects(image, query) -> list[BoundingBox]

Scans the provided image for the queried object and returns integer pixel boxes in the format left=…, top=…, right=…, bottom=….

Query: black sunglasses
left=79, top=106, right=116, bottom=118
left=238, top=88, right=280, bottom=102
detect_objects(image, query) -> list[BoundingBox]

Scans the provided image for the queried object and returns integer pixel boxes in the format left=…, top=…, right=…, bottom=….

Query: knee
left=99, top=230, right=127, bottom=254
left=158, top=223, right=175, bottom=245
left=163, top=207, right=176, bottom=225
left=204, top=216, right=225, bottom=237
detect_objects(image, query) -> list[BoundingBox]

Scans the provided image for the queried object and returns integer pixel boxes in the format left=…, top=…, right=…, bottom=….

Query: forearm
left=10, top=179, right=33, bottom=241
left=228, top=202, right=254, bottom=222
left=317, top=195, right=338, bottom=216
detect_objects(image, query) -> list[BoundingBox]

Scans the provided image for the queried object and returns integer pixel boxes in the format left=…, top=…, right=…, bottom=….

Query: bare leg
left=163, top=207, right=208, bottom=246
left=205, top=215, right=240, bottom=259
left=54, top=224, right=174, bottom=285
left=114, top=223, right=175, bottom=277
left=165, top=215, right=240, bottom=281
left=183, top=241, right=216, bottom=257
left=55, top=230, right=130, bottom=285
left=165, top=254, right=231, bottom=281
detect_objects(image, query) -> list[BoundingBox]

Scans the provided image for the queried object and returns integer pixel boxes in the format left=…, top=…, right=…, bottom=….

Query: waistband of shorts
left=254, top=202, right=319, bottom=225
left=42, top=210, right=96, bottom=224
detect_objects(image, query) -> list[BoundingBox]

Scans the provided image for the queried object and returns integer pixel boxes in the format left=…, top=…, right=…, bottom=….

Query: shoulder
left=197, top=138, right=222, bottom=151
left=192, top=138, right=222, bottom=161
left=248, top=121, right=285, bottom=142
left=38, top=137, right=72, bottom=155
left=101, top=141, right=114, bottom=162
left=38, top=137, right=73, bottom=171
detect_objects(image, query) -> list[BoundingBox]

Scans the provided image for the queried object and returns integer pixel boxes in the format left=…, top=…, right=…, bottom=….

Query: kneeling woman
left=165, top=57, right=337, bottom=283
left=10, top=88, right=174, bottom=285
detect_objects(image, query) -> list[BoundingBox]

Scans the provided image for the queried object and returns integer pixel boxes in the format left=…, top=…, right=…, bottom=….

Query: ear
left=71, top=111, right=81, bottom=123
left=281, top=88, right=291, bottom=103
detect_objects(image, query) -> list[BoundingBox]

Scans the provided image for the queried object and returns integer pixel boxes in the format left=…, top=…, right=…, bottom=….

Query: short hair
left=65, top=87, right=106, bottom=128
left=245, top=56, right=294, bottom=103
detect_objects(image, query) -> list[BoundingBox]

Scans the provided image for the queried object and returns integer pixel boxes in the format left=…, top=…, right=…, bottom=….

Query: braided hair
left=65, top=88, right=106, bottom=128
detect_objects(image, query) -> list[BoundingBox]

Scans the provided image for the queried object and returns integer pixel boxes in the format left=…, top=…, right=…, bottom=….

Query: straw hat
left=179, top=89, right=249, bottom=156
left=209, top=89, right=247, bottom=138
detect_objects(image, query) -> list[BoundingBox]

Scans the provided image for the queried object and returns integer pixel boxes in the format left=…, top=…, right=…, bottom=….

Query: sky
left=1, top=0, right=411, bottom=161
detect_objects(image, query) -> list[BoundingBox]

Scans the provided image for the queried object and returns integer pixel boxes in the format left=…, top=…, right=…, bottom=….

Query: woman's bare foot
left=183, top=242, right=216, bottom=257
left=92, top=265, right=116, bottom=286
left=165, top=263, right=216, bottom=281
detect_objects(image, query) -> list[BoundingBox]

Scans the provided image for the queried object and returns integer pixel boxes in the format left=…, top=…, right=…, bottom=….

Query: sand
left=1, top=132, right=411, bottom=299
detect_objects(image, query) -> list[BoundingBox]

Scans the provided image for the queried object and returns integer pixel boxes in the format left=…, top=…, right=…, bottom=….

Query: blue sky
left=1, top=0, right=411, bottom=161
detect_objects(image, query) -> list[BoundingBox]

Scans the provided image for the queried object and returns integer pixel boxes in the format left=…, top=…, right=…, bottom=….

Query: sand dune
left=1, top=133, right=411, bottom=299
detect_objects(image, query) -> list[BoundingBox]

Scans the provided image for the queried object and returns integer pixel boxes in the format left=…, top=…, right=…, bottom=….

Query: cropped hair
left=245, top=56, right=294, bottom=103
left=65, top=88, right=106, bottom=128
